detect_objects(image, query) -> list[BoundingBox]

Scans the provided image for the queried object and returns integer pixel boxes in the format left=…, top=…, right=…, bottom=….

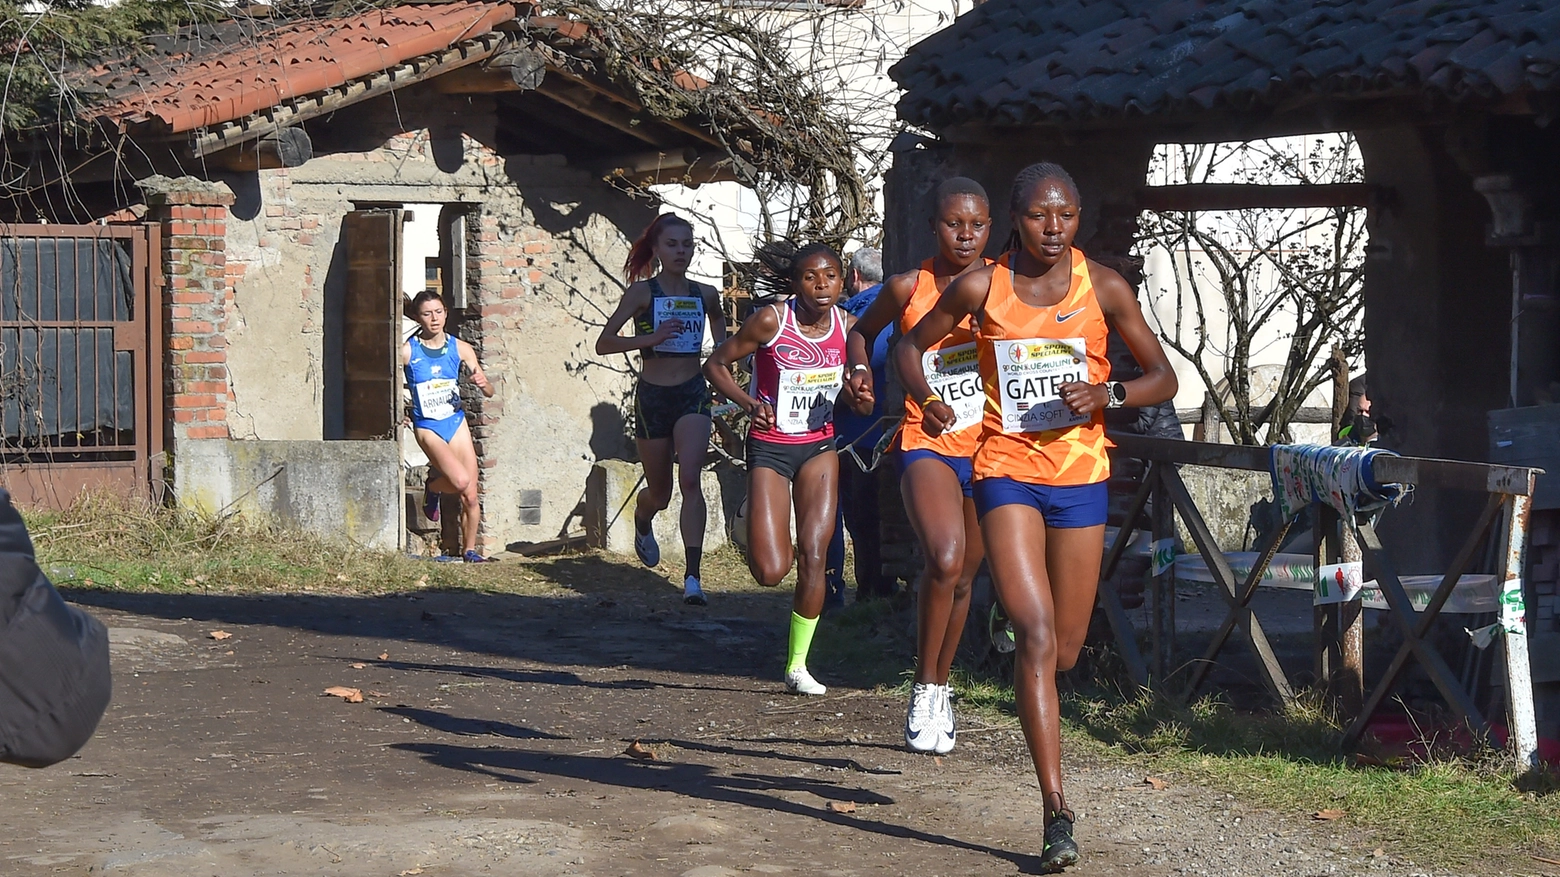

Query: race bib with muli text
left=776, top=366, right=844, bottom=435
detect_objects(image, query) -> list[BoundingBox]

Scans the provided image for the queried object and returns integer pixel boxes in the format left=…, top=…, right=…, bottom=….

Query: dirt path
left=1, top=564, right=1448, bottom=876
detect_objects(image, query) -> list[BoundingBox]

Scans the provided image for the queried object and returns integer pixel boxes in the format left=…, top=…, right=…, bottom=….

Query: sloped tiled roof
left=82, top=1, right=525, bottom=134
left=892, top=0, right=1560, bottom=130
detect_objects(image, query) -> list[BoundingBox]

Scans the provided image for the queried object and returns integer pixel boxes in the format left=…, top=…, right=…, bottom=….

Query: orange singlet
left=899, top=258, right=986, bottom=457
left=972, top=248, right=1112, bottom=486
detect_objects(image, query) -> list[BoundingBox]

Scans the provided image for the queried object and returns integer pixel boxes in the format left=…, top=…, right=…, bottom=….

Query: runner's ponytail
left=624, top=213, right=693, bottom=282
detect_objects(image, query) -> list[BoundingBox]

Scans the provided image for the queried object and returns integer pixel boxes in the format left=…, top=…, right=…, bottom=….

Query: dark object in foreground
left=0, top=489, right=111, bottom=767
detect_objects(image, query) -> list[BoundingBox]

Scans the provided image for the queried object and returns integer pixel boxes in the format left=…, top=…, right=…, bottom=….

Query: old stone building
left=1, top=1, right=796, bottom=554
left=889, top=0, right=1560, bottom=736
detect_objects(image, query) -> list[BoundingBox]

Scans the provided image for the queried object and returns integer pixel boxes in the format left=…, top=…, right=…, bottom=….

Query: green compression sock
left=786, top=611, right=820, bottom=674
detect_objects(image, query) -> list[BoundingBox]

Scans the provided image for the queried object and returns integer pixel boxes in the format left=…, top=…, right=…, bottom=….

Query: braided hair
left=752, top=239, right=844, bottom=300
left=1005, top=162, right=1080, bottom=252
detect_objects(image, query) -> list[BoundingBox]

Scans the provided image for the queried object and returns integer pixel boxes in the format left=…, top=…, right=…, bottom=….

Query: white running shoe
left=683, top=575, right=707, bottom=606
left=784, top=667, right=827, bottom=696
left=904, top=682, right=941, bottom=753
left=933, top=684, right=957, bottom=755
left=633, top=526, right=659, bottom=567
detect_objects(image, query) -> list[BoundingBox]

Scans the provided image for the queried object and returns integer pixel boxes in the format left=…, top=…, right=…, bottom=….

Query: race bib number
left=652, top=296, right=704, bottom=354
left=922, top=341, right=982, bottom=434
left=415, top=378, right=459, bottom=421
left=776, top=366, right=843, bottom=435
left=993, top=337, right=1090, bottom=433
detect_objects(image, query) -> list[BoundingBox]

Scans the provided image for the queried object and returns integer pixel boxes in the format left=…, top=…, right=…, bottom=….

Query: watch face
left=1111, top=383, right=1127, bottom=403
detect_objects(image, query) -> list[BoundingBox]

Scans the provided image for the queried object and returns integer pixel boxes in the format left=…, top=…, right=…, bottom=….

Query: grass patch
left=811, top=595, right=913, bottom=689
left=945, top=666, right=1560, bottom=868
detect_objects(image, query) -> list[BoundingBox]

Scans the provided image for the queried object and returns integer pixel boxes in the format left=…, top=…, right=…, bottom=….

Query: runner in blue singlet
left=402, top=290, right=495, bottom=564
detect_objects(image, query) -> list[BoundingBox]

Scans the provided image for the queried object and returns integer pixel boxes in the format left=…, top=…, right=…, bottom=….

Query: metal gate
left=0, top=224, right=161, bottom=507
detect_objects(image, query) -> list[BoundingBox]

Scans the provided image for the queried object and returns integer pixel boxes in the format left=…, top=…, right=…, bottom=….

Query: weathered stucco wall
left=211, top=84, right=655, bottom=551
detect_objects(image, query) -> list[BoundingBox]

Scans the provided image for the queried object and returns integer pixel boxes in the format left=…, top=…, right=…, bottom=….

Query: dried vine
left=538, top=0, right=871, bottom=250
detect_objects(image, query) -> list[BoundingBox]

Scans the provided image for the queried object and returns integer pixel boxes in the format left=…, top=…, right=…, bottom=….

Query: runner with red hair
left=597, top=214, right=726, bottom=605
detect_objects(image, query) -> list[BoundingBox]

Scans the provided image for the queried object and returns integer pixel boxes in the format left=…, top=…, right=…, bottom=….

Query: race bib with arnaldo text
left=652, top=296, right=704, bottom=354
left=415, top=378, right=459, bottom=422
left=776, top=366, right=844, bottom=435
left=993, top=337, right=1090, bottom=434
left=921, top=341, right=982, bottom=434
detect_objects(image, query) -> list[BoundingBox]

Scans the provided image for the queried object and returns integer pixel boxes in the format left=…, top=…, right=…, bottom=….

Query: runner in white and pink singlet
left=748, top=298, right=848, bottom=446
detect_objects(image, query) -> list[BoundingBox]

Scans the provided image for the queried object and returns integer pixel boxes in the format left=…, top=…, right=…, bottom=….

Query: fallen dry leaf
left=224, top=650, right=234, bottom=656
left=827, top=801, right=857, bottom=813
left=350, top=663, right=366, bottom=669
left=933, top=756, right=943, bottom=767
left=1143, top=776, right=1169, bottom=790
left=1313, top=809, right=1345, bottom=821
left=367, top=690, right=389, bottom=698
left=623, top=740, right=656, bottom=760
left=400, top=869, right=425, bottom=876
left=378, top=652, right=390, bottom=661
left=209, top=630, right=232, bottom=640
left=322, top=686, right=363, bottom=703
left=1372, top=848, right=1386, bottom=858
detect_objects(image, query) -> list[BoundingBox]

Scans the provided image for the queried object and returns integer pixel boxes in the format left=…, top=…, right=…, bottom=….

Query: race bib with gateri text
left=992, top=337, right=1090, bottom=434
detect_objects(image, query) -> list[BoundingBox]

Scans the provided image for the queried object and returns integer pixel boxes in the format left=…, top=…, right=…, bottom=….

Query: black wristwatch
left=1104, top=381, right=1128, bottom=408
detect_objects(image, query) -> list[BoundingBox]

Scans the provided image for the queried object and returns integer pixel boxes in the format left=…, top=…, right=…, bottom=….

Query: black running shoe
left=1040, top=811, right=1079, bottom=872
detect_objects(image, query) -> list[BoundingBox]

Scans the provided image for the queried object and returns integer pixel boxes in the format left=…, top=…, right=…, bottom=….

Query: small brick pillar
left=138, top=176, right=236, bottom=448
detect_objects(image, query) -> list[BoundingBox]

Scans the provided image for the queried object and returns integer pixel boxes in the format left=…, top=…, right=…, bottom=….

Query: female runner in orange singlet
left=895, top=163, right=1177, bottom=871
left=845, top=177, right=992, bottom=755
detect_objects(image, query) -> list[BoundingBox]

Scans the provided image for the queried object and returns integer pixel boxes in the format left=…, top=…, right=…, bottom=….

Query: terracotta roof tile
left=893, top=0, right=1560, bottom=129
left=84, top=1, right=525, bottom=134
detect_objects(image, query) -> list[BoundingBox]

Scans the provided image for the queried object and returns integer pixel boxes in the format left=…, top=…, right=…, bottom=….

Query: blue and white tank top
left=406, top=336, right=464, bottom=422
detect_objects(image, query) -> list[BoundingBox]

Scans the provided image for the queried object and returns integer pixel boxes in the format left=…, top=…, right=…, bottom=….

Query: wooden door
left=341, top=210, right=401, bottom=440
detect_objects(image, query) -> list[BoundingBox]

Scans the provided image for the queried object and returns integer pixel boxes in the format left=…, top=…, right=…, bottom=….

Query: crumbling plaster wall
left=215, top=84, right=654, bottom=549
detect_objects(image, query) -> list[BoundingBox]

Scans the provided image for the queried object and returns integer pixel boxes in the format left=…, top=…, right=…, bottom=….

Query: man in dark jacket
left=0, top=489, right=111, bottom=766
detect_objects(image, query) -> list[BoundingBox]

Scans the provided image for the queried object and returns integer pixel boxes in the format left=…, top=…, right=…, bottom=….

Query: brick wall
left=457, top=203, right=557, bottom=551
left=142, top=180, right=237, bottom=445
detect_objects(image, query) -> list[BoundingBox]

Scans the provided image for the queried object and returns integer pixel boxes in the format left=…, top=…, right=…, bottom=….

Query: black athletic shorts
left=635, top=373, right=712, bottom=440
left=747, top=435, right=835, bottom=480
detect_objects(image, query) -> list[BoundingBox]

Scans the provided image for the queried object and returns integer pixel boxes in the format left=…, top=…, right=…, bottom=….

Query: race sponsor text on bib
left=652, top=296, right=704, bottom=354
left=777, top=366, right=843, bottom=435
left=921, top=341, right=982, bottom=434
left=993, top=337, right=1090, bottom=433
left=416, top=378, right=459, bottom=422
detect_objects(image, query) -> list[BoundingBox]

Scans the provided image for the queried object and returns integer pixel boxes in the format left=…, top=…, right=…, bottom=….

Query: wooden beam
left=1137, top=183, right=1378, bottom=212
left=533, top=80, right=679, bottom=149
left=1112, top=435, right=1540, bottom=495
left=208, top=127, right=312, bottom=171
left=543, top=66, right=722, bottom=148
left=434, top=46, right=547, bottom=94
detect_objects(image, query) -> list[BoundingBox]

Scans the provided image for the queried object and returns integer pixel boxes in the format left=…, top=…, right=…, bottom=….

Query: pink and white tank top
left=750, top=300, right=847, bottom=445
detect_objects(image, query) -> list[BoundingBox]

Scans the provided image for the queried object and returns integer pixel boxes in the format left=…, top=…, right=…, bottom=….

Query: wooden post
left=1339, top=518, right=1365, bottom=718
left=440, top=494, right=461, bottom=557
left=1195, top=391, right=1220, bottom=443
left=1150, top=467, right=1175, bottom=681
left=1502, top=486, right=1540, bottom=771
left=1314, top=504, right=1340, bottom=687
